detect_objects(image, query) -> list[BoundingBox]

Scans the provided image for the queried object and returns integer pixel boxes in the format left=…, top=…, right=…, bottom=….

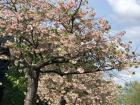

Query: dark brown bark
left=24, top=69, right=40, bottom=105
left=59, top=96, right=66, bottom=105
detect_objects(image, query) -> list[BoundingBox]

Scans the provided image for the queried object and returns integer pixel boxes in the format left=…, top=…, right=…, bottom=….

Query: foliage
left=118, top=81, right=140, bottom=105
left=1, top=69, right=26, bottom=105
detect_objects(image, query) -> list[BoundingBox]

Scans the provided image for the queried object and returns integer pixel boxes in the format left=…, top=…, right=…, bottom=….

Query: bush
left=1, top=69, right=26, bottom=105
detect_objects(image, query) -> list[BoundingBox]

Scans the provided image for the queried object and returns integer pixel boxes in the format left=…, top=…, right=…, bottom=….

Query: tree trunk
left=24, top=69, right=40, bottom=105
left=59, top=96, right=66, bottom=105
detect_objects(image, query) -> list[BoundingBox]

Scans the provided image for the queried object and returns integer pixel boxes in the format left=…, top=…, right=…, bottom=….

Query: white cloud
left=107, top=0, right=140, bottom=22
left=133, top=71, right=140, bottom=80
left=112, top=71, right=133, bottom=86
left=110, top=26, right=140, bottom=44
left=124, top=26, right=140, bottom=41
left=112, top=68, right=140, bottom=85
left=110, top=26, right=140, bottom=52
left=110, top=26, right=140, bottom=42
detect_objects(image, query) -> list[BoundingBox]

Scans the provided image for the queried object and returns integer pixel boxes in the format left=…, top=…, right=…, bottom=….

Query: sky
left=88, top=0, right=140, bottom=85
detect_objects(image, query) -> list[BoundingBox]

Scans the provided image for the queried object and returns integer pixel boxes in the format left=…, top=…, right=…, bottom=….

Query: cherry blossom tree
left=0, top=0, right=137, bottom=105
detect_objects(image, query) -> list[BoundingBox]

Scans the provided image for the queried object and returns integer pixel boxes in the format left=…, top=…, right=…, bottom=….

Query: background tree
left=0, top=0, right=137, bottom=105
left=118, top=81, right=140, bottom=105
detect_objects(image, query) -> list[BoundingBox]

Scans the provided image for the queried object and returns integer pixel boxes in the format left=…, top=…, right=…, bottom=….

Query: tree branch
left=39, top=67, right=114, bottom=76
left=33, top=56, right=70, bottom=70
left=72, top=0, right=83, bottom=17
left=70, top=0, right=82, bottom=33
left=10, top=0, right=18, bottom=12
